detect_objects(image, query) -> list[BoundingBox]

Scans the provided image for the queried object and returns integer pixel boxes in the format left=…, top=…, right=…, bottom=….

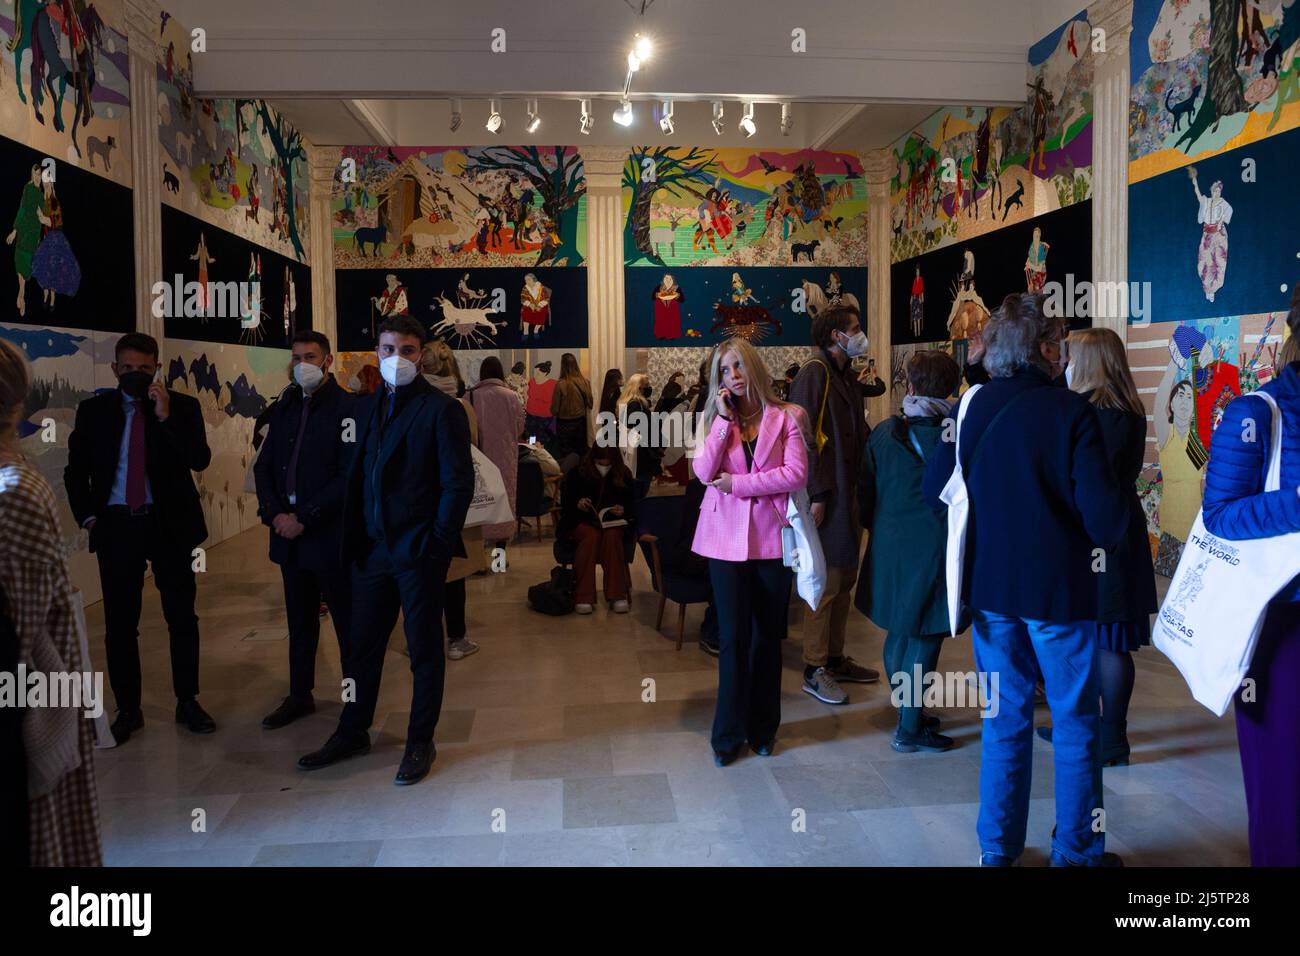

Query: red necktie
left=126, top=400, right=147, bottom=509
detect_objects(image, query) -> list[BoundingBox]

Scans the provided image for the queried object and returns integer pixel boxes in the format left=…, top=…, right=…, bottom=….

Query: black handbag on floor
left=526, top=565, right=576, bottom=616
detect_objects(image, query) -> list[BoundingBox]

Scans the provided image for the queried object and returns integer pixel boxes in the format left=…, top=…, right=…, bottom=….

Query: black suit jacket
left=64, top=388, right=211, bottom=551
left=341, top=375, right=474, bottom=567
left=253, top=375, right=356, bottom=572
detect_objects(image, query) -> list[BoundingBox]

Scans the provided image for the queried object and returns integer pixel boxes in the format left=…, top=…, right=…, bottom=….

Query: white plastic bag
left=1155, top=391, right=1300, bottom=716
left=938, top=385, right=982, bottom=637
left=464, top=445, right=515, bottom=529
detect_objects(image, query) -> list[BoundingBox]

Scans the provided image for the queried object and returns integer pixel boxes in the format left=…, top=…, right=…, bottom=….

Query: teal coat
left=854, top=414, right=963, bottom=637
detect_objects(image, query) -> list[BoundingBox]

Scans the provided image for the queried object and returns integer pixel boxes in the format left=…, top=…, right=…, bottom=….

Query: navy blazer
left=341, top=375, right=474, bottom=568
left=253, top=375, right=356, bottom=572
left=921, top=365, right=1129, bottom=623
left=64, top=388, right=211, bottom=551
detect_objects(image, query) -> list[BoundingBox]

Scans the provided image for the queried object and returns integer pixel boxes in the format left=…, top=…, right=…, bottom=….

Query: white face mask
left=380, top=354, right=417, bottom=388
left=293, top=361, right=325, bottom=393
left=838, top=330, right=869, bottom=357
left=1064, top=363, right=1075, bottom=387
left=594, top=463, right=611, bottom=476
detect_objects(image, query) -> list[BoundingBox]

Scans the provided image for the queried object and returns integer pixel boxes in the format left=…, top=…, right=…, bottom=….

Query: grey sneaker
left=447, top=638, right=480, bottom=660
left=802, top=667, right=848, bottom=705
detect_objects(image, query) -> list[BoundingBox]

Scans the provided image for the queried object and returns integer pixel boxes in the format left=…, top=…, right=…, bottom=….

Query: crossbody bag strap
left=962, top=387, right=1037, bottom=477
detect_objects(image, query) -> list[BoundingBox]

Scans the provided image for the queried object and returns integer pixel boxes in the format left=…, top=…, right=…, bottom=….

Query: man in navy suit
left=298, top=316, right=474, bottom=785
left=64, top=333, right=214, bottom=744
left=253, top=330, right=356, bottom=730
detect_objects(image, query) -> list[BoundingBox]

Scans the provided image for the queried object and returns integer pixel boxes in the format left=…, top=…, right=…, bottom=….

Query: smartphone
left=868, top=359, right=876, bottom=372
left=528, top=436, right=537, bottom=445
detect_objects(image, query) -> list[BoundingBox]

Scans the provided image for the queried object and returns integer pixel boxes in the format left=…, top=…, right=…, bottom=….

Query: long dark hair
left=577, top=442, right=630, bottom=487
left=599, top=369, right=622, bottom=416
left=478, top=356, right=504, bottom=381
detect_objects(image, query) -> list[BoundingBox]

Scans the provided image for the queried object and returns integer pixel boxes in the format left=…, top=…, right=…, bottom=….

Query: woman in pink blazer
left=691, top=338, right=810, bottom=765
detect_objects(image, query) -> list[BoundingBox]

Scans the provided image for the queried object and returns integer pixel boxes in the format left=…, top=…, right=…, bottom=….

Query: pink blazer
left=691, top=404, right=809, bottom=562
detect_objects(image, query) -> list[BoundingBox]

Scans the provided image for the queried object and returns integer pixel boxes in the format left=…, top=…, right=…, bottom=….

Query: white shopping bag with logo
left=938, top=385, right=982, bottom=637
left=464, top=445, right=515, bottom=529
left=780, top=485, right=827, bottom=612
left=1155, top=391, right=1300, bottom=716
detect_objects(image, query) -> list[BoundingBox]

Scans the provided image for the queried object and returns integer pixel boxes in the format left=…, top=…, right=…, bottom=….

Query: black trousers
left=280, top=563, right=353, bottom=699
left=709, top=557, right=792, bottom=754
left=444, top=576, right=466, bottom=642
left=340, top=541, right=449, bottom=742
left=95, top=509, right=200, bottom=712
left=555, top=416, right=587, bottom=459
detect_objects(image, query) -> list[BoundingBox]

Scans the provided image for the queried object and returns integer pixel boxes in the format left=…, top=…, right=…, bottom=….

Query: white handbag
left=464, top=445, right=516, bottom=529
left=939, top=385, right=982, bottom=637
left=1155, top=391, right=1300, bottom=716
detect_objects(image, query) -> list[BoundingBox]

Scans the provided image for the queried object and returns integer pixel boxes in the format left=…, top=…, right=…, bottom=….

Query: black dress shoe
left=749, top=739, right=775, bottom=757
left=713, top=747, right=741, bottom=767
left=175, top=698, right=216, bottom=734
left=262, top=695, right=315, bottom=730
left=298, top=730, right=370, bottom=770
left=110, top=709, right=143, bottom=745
left=395, top=740, right=436, bottom=786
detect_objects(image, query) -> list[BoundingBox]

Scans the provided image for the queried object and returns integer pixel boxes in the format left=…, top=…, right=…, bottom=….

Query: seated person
left=520, top=439, right=562, bottom=478
left=661, top=478, right=719, bottom=655
left=558, top=445, right=636, bottom=614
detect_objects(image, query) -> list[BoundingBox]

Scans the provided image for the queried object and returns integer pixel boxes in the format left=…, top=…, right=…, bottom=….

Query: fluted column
left=308, top=145, right=341, bottom=349
left=125, top=0, right=163, bottom=340
left=863, top=149, right=893, bottom=423
left=582, top=146, right=626, bottom=393
left=1091, top=0, right=1133, bottom=337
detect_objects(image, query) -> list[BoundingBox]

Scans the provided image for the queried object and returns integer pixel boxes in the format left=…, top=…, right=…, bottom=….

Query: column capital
left=308, top=145, right=344, bottom=186
left=1090, top=0, right=1134, bottom=70
left=581, top=146, right=626, bottom=194
left=862, top=148, right=894, bottom=191
left=124, top=0, right=162, bottom=59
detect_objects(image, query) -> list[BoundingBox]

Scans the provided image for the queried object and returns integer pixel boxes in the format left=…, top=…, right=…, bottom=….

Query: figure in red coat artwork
left=653, top=273, right=684, bottom=340
left=520, top=272, right=551, bottom=339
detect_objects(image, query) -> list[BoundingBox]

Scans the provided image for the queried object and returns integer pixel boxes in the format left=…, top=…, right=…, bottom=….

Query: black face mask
left=118, top=370, right=154, bottom=399
left=640, top=386, right=652, bottom=399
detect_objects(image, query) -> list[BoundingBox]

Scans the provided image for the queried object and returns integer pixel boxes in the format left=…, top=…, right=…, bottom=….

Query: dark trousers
left=95, top=509, right=200, bottom=712
left=340, top=542, right=450, bottom=742
left=1236, top=600, right=1300, bottom=867
left=444, top=577, right=466, bottom=641
left=883, top=631, right=946, bottom=734
left=709, top=557, right=792, bottom=754
left=555, top=416, right=587, bottom=459
left=280, top=563, right=353, bottom=699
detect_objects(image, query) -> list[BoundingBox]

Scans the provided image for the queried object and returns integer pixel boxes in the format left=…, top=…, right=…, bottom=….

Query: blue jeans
left=971, top=609, right=1104, bottom=865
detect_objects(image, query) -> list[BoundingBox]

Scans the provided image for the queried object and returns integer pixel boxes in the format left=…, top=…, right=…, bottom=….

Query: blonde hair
left=0, top=338, right=31, bottom=450
left=1067, top=328, right=1144, bottom=417
left=619, top=373, right=649, bottom=407
left=696, top=338, right=810, bottom=447
left=421, top=340, right=463, bottom=389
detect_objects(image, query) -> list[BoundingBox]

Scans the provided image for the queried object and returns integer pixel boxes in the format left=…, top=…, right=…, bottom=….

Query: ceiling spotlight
left=659, top=99, right=674, bottom=135
left=628, top=32, right=652, bottom=71
left=612, top=98, right=634, bottom=127
left=486, top=99, right=502, bottom=134
left=579, top=98, right=593, bottom=135
left=449, top=98, right=463, bottom=133
left=780, top=102, right=792, bottom=136
left=739, top=102, right=756, bottom=138
left=711, top=101, right=724, bottom=135
left=525, top=98, right=541, bottom=134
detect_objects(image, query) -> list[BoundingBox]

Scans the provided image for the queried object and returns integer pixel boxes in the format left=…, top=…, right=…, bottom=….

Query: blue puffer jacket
left=1202, top=362, right=1300, bottom=603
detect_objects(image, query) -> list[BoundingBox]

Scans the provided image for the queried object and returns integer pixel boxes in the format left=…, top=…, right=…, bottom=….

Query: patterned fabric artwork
left=889, top=12, right=1094, bottom=263
left=622, top=148, right=867, bottom=268
left=0, top=0, right=132, bottom=188
left=1129, top=0, right=1300, bottom=183
left=332, top=146, right=586, bottom=269
left=157, top=10, right=310, bottom=262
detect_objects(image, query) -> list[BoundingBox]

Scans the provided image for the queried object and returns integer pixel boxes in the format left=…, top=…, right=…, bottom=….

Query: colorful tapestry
left=622, top=148, right=867, bottom=268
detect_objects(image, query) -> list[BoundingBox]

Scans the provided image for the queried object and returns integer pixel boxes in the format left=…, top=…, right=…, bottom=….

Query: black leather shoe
left=713, top=747, right=741, bottom=767
left=262, top=695, right=315, bottom=730
left=110, top=709, right=143, bottom=745
left=749, top=739, right=775, bottom=757
left=175, top=698, right=216, bottom=734
left=395, top=740, right=436, bottom=786
left=298, top=730, right=370, bottom=770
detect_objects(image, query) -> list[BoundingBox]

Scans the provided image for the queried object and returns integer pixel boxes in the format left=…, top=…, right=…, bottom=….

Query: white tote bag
left=464, top=445, right=515, bottom=529
left=783, top=485, right=827, bottom=612
left=938, top=385, right=982, bottom=637
left=1155, top=391, right=1300, bottom=716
